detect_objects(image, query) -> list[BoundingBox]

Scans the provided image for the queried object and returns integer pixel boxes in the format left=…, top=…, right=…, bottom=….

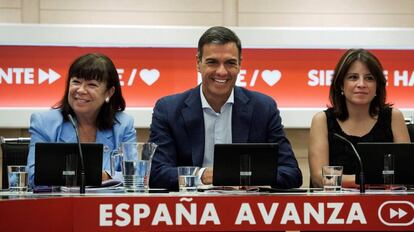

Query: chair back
left=0, top=137, right=30, bottom=189
left=407, top=124, right=414, bottom=142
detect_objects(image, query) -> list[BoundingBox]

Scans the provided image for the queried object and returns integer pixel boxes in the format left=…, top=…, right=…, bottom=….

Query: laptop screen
left=34, top=143, right=103, bottom=186
left=213, top=143, right=278, bottom=186
left=357, top=142, right=414, bottom=185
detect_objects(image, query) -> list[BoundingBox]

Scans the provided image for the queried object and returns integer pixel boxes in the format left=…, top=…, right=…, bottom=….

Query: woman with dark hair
left=27, top=53, right=136, bottom=187
left=308, top=49, right=410, bottom=188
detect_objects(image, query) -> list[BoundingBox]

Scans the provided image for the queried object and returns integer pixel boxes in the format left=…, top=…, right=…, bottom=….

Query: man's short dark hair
left=197, top=26, right=242, bottom=62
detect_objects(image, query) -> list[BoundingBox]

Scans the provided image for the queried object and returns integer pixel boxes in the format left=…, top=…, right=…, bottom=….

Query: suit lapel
left=181, top=86, right=205, bottom=166
left=232, top=87, right=252, bottom=143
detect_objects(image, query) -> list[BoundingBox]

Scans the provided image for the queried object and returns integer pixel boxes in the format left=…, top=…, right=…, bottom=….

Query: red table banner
left=1, top=46, right=414, bottom=108
left=0, top=193, right=413, bottom=231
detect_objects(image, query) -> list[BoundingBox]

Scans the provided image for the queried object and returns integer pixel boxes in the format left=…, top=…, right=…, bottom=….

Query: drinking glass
left=322, top=165, right=343, bottom=192
left=177, top=166, right=199, bottom=193
left=122, top=142, right=157, bottom=193
left=8, top=165, right=28, bottom=192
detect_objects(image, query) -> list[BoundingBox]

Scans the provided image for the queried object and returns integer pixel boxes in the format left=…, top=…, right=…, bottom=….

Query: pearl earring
left=341, top=91, right=344, bottom=95
left=105, top=97, right=110, bottom=103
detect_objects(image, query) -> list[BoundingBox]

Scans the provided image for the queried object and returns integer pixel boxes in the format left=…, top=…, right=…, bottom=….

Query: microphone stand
left=68, top=114, right=86, bottom=194
left=333, top=133, right=365, bottom=193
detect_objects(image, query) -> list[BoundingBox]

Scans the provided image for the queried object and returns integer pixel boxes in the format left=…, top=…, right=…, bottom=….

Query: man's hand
left=201, top=167, right=213, bottom=185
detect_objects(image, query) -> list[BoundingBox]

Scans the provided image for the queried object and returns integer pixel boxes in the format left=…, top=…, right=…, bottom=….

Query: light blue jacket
left=27, top=109, right=137, bottom=187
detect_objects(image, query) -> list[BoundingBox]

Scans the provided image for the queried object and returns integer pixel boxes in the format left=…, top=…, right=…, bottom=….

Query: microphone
left=333, top=133, right=365, bottom=193
left=67, top=114, right=86, bottom=194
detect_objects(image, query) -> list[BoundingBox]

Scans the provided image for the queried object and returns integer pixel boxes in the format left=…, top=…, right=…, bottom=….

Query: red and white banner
left=1, top=46, right=414, bottom=108
left=0, top=194, right=413, bottom=231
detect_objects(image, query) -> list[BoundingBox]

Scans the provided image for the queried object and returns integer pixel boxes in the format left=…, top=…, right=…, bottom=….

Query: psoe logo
left=378, top=201, right=414, bottom=226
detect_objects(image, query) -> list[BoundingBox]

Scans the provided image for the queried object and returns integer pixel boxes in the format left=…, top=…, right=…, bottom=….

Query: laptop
left=357, top=142, right=414, bottom=185
left=34, top=143, right=103, bottom=186
left=213, top=143, right=278, bottom=186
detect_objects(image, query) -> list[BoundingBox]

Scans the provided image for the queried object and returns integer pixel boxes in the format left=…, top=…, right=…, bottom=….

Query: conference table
left=0, top=189, right=413, bottom=231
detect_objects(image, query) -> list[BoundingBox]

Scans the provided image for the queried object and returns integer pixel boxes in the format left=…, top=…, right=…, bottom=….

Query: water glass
left=322, top=165, right=343, bottom=192
left=8, top=165, right=28, bottom=192
left=122, top=142, right=157, bottom=193
left=177, top=166, right=199, bottom=193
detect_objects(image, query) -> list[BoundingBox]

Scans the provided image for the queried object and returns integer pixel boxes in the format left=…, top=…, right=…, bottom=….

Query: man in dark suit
left=149, top=26, right=302, bottom=190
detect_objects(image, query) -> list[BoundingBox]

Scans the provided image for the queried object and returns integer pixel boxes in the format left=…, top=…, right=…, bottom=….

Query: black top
left=325, top=107, right=393, bottom=174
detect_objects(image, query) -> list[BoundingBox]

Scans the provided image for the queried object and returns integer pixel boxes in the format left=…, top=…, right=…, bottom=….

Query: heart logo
left=261, top=70, right=281, bottom=86
left=140, top=69, right=160, bottom=86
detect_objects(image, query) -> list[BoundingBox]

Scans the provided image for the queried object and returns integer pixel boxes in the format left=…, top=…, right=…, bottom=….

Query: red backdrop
left=1, top=46, right=413, bottom=108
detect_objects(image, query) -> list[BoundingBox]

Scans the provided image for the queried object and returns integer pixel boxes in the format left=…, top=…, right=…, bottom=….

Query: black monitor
left=357, top=142, right=414, bottom=185
left=213, top=143, right=278, bottom=186
left=34, top=143, right=103, bottom=186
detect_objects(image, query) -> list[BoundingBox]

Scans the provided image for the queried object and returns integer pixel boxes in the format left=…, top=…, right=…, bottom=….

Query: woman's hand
left=102, top=171, right=111, bottom=181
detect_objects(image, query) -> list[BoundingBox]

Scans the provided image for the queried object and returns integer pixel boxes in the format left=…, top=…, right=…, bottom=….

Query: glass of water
left=322, top=165, right=343, bottom=192
left=7, top=165, right=28, bottom=192
left=177, top=166, right=199, bottom=193
left=121, top=142, right=157, bottom=193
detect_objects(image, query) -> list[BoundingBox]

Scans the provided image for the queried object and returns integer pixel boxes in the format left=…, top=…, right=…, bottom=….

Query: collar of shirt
left=200, top=84, right=234, bottom=113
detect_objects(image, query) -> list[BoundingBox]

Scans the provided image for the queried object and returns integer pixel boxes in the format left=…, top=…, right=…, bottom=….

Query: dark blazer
left=149, top=85, right=302, bottom=190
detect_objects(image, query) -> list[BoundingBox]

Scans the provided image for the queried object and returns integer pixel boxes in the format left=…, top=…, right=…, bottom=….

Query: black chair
left=407, top=124, right=414, bottom=142
left=0, top=136, right=30, bottom=189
